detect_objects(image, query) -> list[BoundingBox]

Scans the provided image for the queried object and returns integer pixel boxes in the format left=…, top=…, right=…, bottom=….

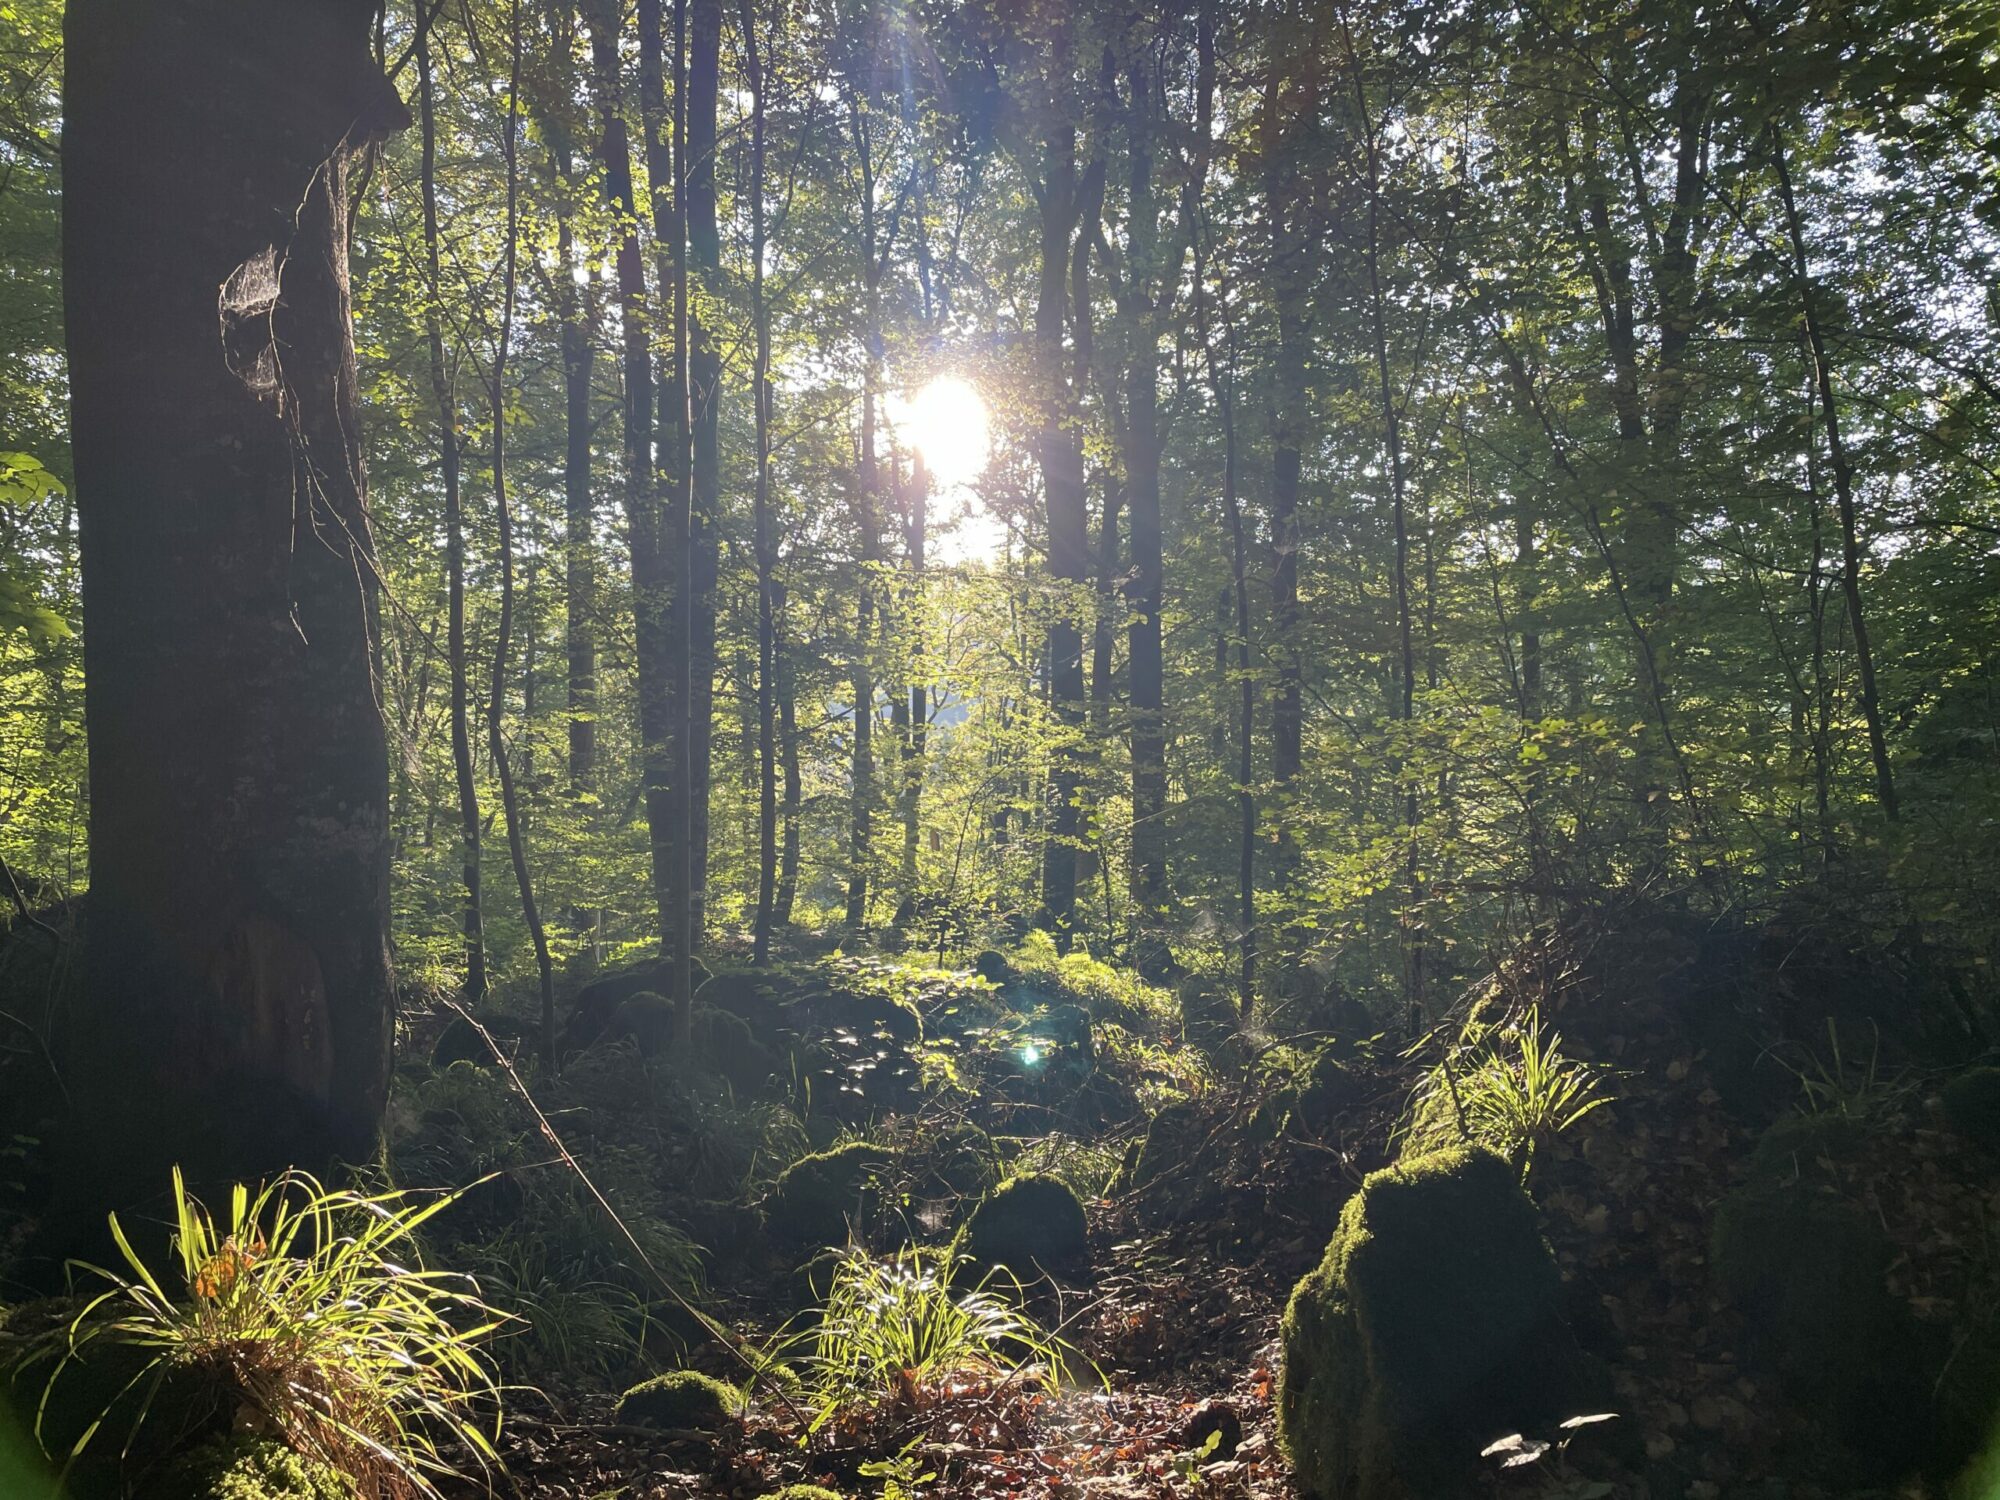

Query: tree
left=61, top=0, right=405, bottom=1203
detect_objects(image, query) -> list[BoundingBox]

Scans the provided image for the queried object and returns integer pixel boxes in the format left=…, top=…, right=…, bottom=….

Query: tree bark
left=416, top=18, right=486, bottom=1007
left=741, top=0, right=778, bottom=963
left=63, top=0, right=403, bottom=1200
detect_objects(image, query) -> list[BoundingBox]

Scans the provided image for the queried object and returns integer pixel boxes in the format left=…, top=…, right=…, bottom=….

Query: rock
left=615, top=1369, right=740, bottom=1430
left=562, top=957, right=712, bottom=1053
left=1712, top=1115, right=1929, bottom=1475
left=1276, top=1146, right=1602, bottom=1500
left=973, top=949, right=1017, bottom=986
left=961, top=1173, right=1089, bottom=1277
left=1943, top=1066, right=2000, bottom=1149
left=764, top=1488, right=844, bottom=1500
left=766, top=1141, right=894, bottom=1246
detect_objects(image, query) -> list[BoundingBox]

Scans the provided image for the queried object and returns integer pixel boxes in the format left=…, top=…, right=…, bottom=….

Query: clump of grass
left=1398, top=1006, right=1612, bottom=1178
left=1011, top=1133, right=1123, bottom=1198
left=786, top=1246, right=1067, bottom=1431
left=39, top=1167, right=503, bottom=1500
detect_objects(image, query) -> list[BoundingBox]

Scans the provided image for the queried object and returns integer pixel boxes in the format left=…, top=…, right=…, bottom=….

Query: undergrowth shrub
left=784, top=1246, right=1064, bottom=1430
left=39, top=1168, right=501, bottom=1500
left=1397, top=1006, right=1611, bottom=1177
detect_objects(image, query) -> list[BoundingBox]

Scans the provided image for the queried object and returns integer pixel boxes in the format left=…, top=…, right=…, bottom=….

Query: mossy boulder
left=157, top=1439, right=352, bottom=1500
left=766, top=1141, right=893, bottom=1246
left=1277, top=1146, right=1600, bottom=1500
left=962, top=1173, right=1089, bottom=1276
left=765, top=1487, right=843, bottom=1500
left=616, top=1369, right=740, bottom=1430
left=1943, top=1067, right=2000, bottom=1149
left=1712, top=1115, right=1928, bottom=1471
left=689, top=1003, right=778, bottom=1095
left=1112, top=1102, right=1204, bottom=1194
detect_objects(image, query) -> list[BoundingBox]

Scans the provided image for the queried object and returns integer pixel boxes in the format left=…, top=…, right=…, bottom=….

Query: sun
left=896, top=375, right=991, bottom=493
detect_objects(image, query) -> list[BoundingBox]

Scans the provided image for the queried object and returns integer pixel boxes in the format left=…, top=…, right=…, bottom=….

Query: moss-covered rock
left=689, top=1003, right=778, bottom=1095
left=765, top=1486, right=843, bottom=1500
left=1944, top=1067, right=2000, bottom=1150
left=158, top=1438, right=352, bottom=1500
left=1112, top=1102, right=1204, bottom=1194
left=1277, top=1146, right=1599, bottom=1500
left=615, top=1369, right=741, bottom=1430
left=766, top=1141, right=893, bottom=1246
left=962, top=1173, right=1088, bottom=1276
left=1712, top=1115, right=1928, bottom=1472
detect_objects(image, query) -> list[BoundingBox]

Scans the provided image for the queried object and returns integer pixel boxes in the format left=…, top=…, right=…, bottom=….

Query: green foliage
left=1004, top=932, right=1178, bottom=1029
left=614, top=1369, right=741, bottom=1431
left=1397, top=1008, right=1611, bottom=1176
left=960, top=1174, right=1088, bottom=1277
left=1774, top=1020, right=1912, bottom=1122
left=1943, top=1066, right=2000, bottom=1149
left=1277, top=1147, right=1598, bottom=1500
left=784, top=1247, right=1062, bottom=1429
left=39, top=1168, right=501, bottom=1500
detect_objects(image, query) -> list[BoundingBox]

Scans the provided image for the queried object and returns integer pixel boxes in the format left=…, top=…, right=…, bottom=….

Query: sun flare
left=896, top=375, right=991, bottom=493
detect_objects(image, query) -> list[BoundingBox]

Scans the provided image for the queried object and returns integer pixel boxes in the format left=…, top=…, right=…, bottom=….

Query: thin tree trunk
left=776, top=580, right=803, bottom=924
left=899, top=456, right=929, bottom=917
left=687, top=0, right=723, bottom=931
left=483, top=2, right=556, bottom=1064
left=417, top=18, right=486, bottom=1006
left=845, top=95, right=883, bottom=936
left=741, top=0, right=778, bottom=963
left=554, top=5, right=597, bottom=793
left=1768, top=123, right=1898, bottom=821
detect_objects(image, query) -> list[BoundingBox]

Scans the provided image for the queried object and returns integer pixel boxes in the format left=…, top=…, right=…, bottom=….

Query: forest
left=2, top=0, right=2000, bottom=1495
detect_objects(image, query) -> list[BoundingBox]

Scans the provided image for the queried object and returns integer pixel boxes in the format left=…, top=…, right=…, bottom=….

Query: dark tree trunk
left=63, top=0, right=403, bottom=1200
left=557, top=158, right=598, bottom=791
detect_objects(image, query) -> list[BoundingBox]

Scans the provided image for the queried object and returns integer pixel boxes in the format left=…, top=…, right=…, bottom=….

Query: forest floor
left=448, top=932, right=2000, bottom=1500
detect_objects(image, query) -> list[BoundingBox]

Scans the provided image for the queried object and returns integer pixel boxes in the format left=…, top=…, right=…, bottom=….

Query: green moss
left=1277, top=1147, right=1597, bottom=1500
left=689, top=1003, right=777, bottom=1095
left=766, top=1141, right=893, bottom=1246
left=962, top=1173, right=1088, bottom=1275
left=163, top=1439, right=352, bottom=1500
left=1944, top=1067, right=2000, bottom=1149
left=615, top=1369, right=740, bottom=1430
left=765, top=1486, right=843, bottom=1500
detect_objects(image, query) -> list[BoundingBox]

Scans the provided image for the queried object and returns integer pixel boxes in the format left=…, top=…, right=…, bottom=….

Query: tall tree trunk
left=483, top=2, right=556, bottom=1064
left=1769, top=123, right=1898, bottom=821
left=899, top=456, right=929, bottom=917
left=63, top=0, right=402, bottom=1202
left=741, top=0, right=778, bottom=963
left=1037, top=112, right=1088, bottom=951
left=686, top=0, right=723, bottom=932
left=776, top=590, right=803, bottom=925
left=845, top=96, right=883, bottom=936
left=588, top=0, right=678, bottom=980
left=417, top=19, right=486, bottom=1007
left=557, top=160, right=598, bottom=791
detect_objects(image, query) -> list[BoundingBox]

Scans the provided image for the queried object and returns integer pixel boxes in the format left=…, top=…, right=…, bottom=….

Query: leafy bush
left=1397, top=1007, right=1610, bottom=1176
left=39, top=1168, right=501, bottom=1500
left=787, top=1247, right=1062, bottom=1428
